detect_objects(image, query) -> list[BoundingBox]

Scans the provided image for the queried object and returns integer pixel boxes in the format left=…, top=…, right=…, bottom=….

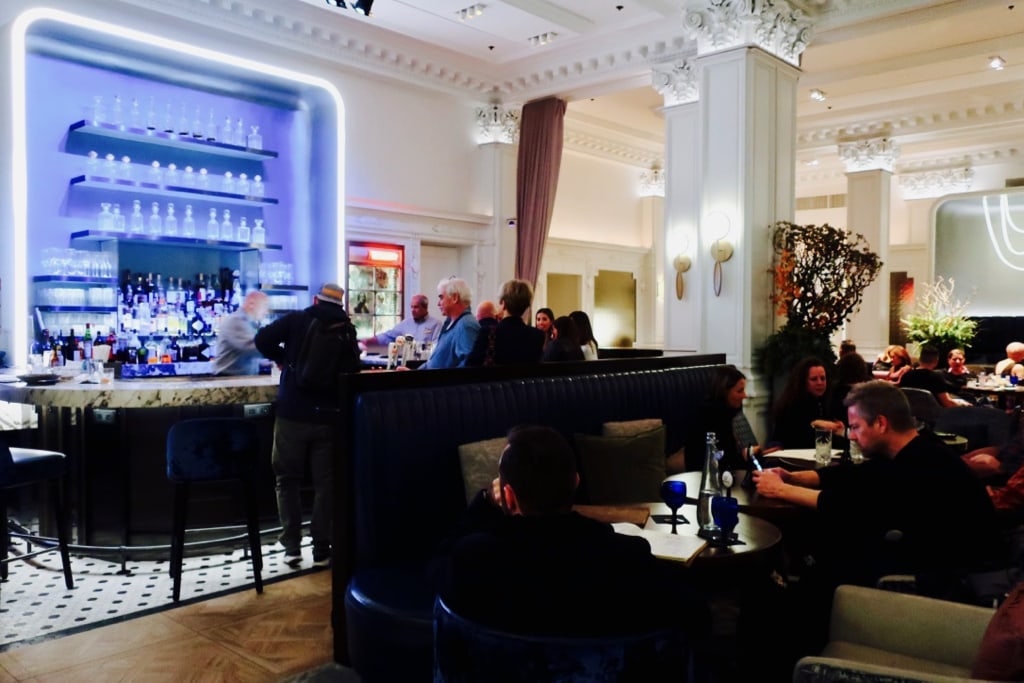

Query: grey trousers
left=271, top=416, right=335, bottom=553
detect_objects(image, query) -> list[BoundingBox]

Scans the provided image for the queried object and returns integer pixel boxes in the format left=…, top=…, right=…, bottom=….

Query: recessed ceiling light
left=809, top=88, right=827, bottom=102
left=990, top=56, right=1007, bottom=70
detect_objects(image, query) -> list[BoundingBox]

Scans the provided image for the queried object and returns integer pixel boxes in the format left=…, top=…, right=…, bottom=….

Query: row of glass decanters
left=85, top=152, right=265, bottom=197
left=90, top=95, right=263, bottom=149
left=97, top=202, right=266, bottom=244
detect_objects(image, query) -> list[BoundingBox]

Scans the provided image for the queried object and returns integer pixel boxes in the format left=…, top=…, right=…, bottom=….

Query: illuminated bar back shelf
left=69, top=177, right=280, bottom=207
left=69, top=230, right=284, bottom=251
left=68, top=120, right=279, bottom=161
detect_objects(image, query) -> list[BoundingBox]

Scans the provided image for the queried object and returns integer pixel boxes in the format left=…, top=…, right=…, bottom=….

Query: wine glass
left=711, top=495, right=739, bottom=542
left=659, top=480, right=688, bottom=534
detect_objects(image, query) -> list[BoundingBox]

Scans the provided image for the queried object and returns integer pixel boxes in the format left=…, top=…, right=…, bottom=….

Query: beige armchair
left=793, top=585, right=996, bottom=683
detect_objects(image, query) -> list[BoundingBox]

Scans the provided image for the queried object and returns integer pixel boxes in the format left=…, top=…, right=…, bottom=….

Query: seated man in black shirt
left=900, top=345, right=970, bottom=407
left=755, top=379, right=999, bottom=589
left=431, top=425, right=709, bottom=639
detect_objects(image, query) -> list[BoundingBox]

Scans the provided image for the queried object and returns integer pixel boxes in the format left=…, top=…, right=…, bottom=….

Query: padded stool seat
left=433, top=596, right=689, bottom=682
left=1, top=441, right=73, bottom=588
left=345, top=569, right=435, bottom=683
left=166, top=418, right=263, bottom=601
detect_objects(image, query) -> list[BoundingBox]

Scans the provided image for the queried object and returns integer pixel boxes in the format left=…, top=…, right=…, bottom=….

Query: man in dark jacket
left=431, top=425, right=709, bottom=639
left=254, top=282, right=359, bottom=568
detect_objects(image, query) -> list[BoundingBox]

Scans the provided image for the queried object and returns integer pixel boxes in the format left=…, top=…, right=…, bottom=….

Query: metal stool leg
left=0, top=489, right=8, bottom=582
left=170, top=482, right=189, bottom=602
left=244, top=479, right=263, bottom=594
left=50, top=478, right=73, bottom=589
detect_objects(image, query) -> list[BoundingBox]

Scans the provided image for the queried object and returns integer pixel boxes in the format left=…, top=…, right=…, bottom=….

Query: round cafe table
left=665, top=470, right=807, bottom=525
left=643, top=501, right=781, bottom=571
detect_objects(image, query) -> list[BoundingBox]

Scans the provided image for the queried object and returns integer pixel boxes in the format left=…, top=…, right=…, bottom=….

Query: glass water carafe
left=697, top=432, right=724, bottom=540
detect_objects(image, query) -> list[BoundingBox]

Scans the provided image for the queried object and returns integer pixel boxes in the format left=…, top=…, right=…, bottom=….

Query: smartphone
left=748, top=448, right=764, bottom=472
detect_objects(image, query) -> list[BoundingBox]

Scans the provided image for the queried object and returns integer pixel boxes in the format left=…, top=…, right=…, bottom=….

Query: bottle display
left=182, top=205, right=196, bottom=237
left=236, top=216, right=250, bottom=243
left=148, top=202, right=162, bottom=235
left=252, top=218, right=265, bottom=245
left=98, top=203, right=114, bottom=231
left=206, top=208, right=219, bottom=239
left=220, top=209, right=233, bottom=241
left=112, top=203, right=125, bottom=232
left=130, top=200, right=145, bottom=234
left=163, top=203, right=178, bottom=236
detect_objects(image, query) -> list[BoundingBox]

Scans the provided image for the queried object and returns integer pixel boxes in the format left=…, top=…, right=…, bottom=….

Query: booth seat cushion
left=602, top=418, right=663, bottom=437
left=820, top=641, right=973, bottom=680
left=574, top=426, right=666, bottom=505
left=345, top=569, right=435, bottom=683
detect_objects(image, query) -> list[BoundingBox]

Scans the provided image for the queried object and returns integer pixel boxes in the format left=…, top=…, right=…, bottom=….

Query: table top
left=642, top=501, right=782, bottom=566
left=666, top=470, right=805, bottom=520
left=0, top=374, right=278, bottom=408
left=959, top=381, right=1024, bottom=394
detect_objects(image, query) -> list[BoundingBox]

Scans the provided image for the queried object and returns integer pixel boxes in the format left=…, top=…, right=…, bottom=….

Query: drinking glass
left=814, top=427, right=833, bottom=468
left=711, top=495, right=739, bottom=540
left=659, top=480, right=687, bottom=534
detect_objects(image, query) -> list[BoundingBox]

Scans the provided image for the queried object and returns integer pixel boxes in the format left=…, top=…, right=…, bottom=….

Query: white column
left=474, top=97, right=519, bottom=303
left=840, top=136, right=899, bottom=357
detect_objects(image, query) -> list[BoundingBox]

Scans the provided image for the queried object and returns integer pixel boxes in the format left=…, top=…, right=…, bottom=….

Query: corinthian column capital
left=652, top=59, right=699, bottom=107
left=839, top=137, right=900, bottom=174
left=682, top=0, right=813, bottom=65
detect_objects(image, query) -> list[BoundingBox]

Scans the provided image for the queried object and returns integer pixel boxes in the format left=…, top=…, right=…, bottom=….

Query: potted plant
left=756, top=221, right=883, bottom=379
left=901, top=276, right=977, bottom=364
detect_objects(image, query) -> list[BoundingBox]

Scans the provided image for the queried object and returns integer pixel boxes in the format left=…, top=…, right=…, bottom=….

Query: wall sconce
left=705, top=212, right=733, bottom=297
left=672, top=254, right=692, bottom=300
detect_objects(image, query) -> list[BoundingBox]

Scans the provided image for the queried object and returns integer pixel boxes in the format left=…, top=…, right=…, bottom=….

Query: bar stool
left=166, top=418, right=263, bottom=602
left=0, top=439, right=73, bottom=589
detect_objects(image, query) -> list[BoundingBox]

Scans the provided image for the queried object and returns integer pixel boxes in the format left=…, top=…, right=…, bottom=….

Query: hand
left=811, top=419, right=844, bottom=435
left=965, top=453, right=1002, bottom=478
left=489, top=477, right=502, bottom=506
left=754, top=470, right=787, bottom=498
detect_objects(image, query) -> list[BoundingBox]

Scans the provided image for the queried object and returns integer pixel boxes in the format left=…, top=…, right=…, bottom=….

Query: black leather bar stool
left=0, top=438, right=73, bottom=589
left=166, top=418, right=263, bottom=602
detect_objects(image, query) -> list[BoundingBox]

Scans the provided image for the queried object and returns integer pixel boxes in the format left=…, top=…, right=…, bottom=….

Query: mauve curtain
left=515, top=96, right=567, bottom=288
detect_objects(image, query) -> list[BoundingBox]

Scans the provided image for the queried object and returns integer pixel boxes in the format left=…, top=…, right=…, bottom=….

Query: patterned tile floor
left=0, top=534, right=319, bottom=652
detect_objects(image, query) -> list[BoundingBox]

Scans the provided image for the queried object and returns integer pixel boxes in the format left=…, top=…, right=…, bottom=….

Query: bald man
left=995, top=341, right=1024, bottom=378
left=476, top=300, right=500, bottom=328
left=361, top=293, right=441, bottom=346
left=213, top=290, right=270, bottom=375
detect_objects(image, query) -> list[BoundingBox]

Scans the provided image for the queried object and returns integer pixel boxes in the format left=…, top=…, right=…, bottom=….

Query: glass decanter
left=148, top=202, right=163, bottom=235
left=234, top=118, right=245, bottom=147
left=197, top=168, right=210, bottom=190
left=182, top=166, right=196, bottom=187
left=91, top=95, right=106, bottom=125
left=206, top=208, right=220, bottom=239
left=221, top=171, right=235, bottom=194
left=220, top=209, right=234, bottom=241
left=97, top=202, right=115, bottom=231
left=236, top=173, right=250, bottom=196
left=85, top=150, right=99, bottom=179
left=164, top=163, right=180, bottom=186
left=177, top=103, right=190, bottom=136
left=129, top=97, right=142, bottom=129
left=111, top=94, right=124, bottom=128
left=252, top=218, right=266, bottom=245
left=118, top=156, right=133, bottom=183
left=130, top=200, right=145, bottom=234
left=251, top=175, right=265, bottom=198
left=112, top=203, right=126, bottom=232
left=220, top=116, right=233, bottom=145
left=162, top=103, right=174, bottom=133
left=247, top=125, right=262, bottom=150
left=164, top=203, right=178, bottom=236
left=192, top=106, right=204, bottom=139
left=206, top=109, right=217, bottom=141
left=104, top=153, right=117, bottom=178
left=236, top=216, right=250, bottom=243
left=146, top=96, right=158, bottom=131
left=148, top=160, right=163, bottom=185
left=182, top=205, right=196, bottom=237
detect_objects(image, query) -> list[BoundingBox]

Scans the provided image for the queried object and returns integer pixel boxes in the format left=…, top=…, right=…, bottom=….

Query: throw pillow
left=457, top=437, right=507, bottom=504
left=574, top=426, right=667, bottom=505
left=602, top=419, right=663, bottom=437
left=972, top=581, right=1024, bottom=680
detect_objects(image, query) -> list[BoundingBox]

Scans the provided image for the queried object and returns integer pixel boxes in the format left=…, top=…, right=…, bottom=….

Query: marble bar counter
left=0, top=375, right=278, bottom=409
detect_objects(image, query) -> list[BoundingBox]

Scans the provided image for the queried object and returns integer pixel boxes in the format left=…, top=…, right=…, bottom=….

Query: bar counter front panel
left=0, top=376, right=281, bottom=549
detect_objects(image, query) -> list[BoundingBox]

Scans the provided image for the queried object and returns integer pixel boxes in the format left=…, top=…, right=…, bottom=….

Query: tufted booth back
left=351, top=363, right=721, bottom=571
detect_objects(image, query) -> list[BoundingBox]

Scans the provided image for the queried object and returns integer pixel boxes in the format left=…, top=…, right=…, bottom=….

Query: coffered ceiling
left=182, top=0, right=1024, bottom=194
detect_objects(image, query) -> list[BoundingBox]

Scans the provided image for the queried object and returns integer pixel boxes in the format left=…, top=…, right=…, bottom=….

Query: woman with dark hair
left=535, top=307, right=555, bottom=349
left=682, top=365, right=757, bottom=472
left=771, top=357, right=844, bottom=449
left=569, top=310, right=598, bottom=360
left=542, top=316, right=585, bottom=362
left=830, top=352, right=871, bottom=421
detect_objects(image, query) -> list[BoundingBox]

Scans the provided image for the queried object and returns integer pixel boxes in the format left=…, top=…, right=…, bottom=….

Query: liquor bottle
left=130, top=200, right=145, bottom=234
left=197, top=168, right=210, bottom=190
left=118, top=156, right=133, bottom=182
left=237, top=216, right=250, bottom=243
left=206, top=208, right=219, bottom=239
left=697, top=432, right=723, bottom=540
left=169, top=336, right=180, bottom=362
left=51, top=332, right=63, bottom=367
left=146, top=96, right=158, bottom=131
left=252, top=218, right=266, bottom=245
left=247, top=124, right=262, bottom=150
left=164, top=203, right=178, bottom=236
left=112, top=203, right=126, bottom=232
left=182, top=166, right=196, bottom=187
left=83, top=323, right=93, bottom=360
left=129, top=97, right=142, bottom=129
left=111, top=94, right=124, bottom=128
left=197, top=273, right=207, bottom=303
left=104, top=153, right=117, bottom=178
left=65, top=328, right=78, bottom=363
left=234, top=118, right=245, bottom=146
left=148, top=202, right=162, bottom=235
left=165, top=163, right=180, bottom=186
left=221, top=171, right=235, bottom=194
left=251, top=174, right=264, bottom=198
left=148, top=161, right=163, bottom=186
left=206, top=109, right=217, bottom=141
left=192, top=106, right=204, bottom=139
left=220, top=115, right=233, bottom=144
left=91, top=95, right=106, bottom=125
left=177, top=103, right=190, bottom=136
left=182, top=205, right=196, bottom=237
left=220, top=209, right=234, bottom=241
left=97, top=203, right=114, bottom=231
left=236, top=173, right=250, bottom=196
left=85, top=150, right=100, bottom=179
left=162, top=103, right=174, bottom=133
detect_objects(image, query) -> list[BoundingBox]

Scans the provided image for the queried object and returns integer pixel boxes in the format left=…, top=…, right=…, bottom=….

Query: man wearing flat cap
left=255, top=282, right=360, bottom=568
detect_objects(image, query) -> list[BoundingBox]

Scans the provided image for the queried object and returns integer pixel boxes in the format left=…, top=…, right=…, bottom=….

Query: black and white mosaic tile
left=0, top=536, right=318, bottom=651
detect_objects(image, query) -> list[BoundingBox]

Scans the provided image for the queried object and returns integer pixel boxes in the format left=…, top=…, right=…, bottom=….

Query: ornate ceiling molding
left=563, top=129, right=663, bottom=169
left=682, top=0, right=813, bottom=65
left=898, top=167, right=974, bottom=201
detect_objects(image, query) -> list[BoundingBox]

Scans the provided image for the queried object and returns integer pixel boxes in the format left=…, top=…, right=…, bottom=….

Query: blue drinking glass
left=659, top=480, right=687, bottom=535
left=711, top=495, right=739, bottom=540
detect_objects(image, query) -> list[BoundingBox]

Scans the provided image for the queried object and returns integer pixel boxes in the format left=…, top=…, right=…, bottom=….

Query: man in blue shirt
left=360, top=293, right=441, bottom=347
left=422, top=277, right=480, bottom=369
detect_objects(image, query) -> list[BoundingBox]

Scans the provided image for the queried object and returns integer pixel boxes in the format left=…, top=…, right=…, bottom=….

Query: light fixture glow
left=990, top=56, right=1006, bottom=71
left=809, top=88, right=827, bottom=102
left=456, top=4, right=486, bottom=21
left=10, top=8, right=347, bottom=364
left=528, top=32, right=558, bottom=47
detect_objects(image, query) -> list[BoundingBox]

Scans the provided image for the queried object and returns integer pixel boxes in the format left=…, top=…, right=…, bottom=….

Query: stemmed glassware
left=659, top=480, right=688, bottom=535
